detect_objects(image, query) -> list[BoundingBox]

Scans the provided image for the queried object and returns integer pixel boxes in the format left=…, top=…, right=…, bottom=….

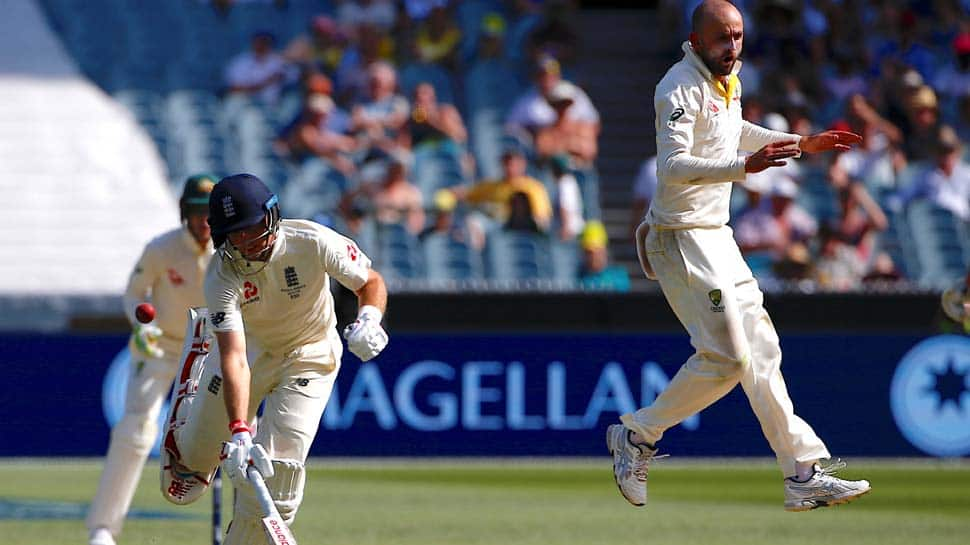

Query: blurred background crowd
left=41, top=0, right=970, bottom=293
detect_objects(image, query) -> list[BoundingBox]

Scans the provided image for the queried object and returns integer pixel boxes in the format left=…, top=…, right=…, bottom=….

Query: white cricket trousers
left=621, top=225, right=830, bottom=477
left=87, top=336, right=182, bottom=536
left=223, top=333, right=342, bottom=545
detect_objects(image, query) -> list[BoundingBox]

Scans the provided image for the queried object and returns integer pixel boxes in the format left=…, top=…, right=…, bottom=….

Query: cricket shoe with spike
left=784, top=460, right=871, bottom=511
left=606, top=424, right=662, bottom=507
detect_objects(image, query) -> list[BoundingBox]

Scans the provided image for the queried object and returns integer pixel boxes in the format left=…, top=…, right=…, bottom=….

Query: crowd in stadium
left=207, top=0, right=624, bottom=287
left=56, top=0, right=967, bottom=291
left=645, top=0, right=970, bottom=291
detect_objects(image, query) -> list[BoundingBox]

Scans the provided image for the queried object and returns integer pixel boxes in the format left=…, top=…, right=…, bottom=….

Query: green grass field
left=1, top=459, right=967, bottom=545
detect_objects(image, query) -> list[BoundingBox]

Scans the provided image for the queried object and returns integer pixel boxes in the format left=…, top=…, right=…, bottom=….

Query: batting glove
left=343, top=305, right=388, bottom=361
left=220, top=421, right=273, bottom=489
left=133, top=324, right=164, bottom=358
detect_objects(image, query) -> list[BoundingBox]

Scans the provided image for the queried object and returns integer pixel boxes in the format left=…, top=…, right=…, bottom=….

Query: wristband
left=357, top=305, right=382, bottom=323
left=229, top=419, right=250, bottom=435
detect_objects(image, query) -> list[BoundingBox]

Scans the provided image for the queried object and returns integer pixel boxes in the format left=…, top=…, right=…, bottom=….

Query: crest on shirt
left=280, top=265, right=306, bottom=300
left=167, top=268, right=184, bottom=286
left=708, top=100, right=720, bottom=114
left=709, top=289, right=724, bottom=312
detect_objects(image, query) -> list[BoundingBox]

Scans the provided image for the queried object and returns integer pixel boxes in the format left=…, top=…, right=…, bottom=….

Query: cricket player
left=608, top=0, right=871, bottom=512
left=162, top=173, right=388, bottom=544
left=88, top=175, right=216, bottom=545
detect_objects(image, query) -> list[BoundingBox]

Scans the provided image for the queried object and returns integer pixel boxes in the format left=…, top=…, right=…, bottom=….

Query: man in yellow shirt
left=450, top=147, right=552, bottom=231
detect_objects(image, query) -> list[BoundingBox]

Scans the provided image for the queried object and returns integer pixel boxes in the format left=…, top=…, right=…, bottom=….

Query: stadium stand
left=0, top=0, right=176, bottom=301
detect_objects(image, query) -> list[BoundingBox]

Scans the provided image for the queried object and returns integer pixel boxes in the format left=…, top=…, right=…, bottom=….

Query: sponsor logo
left=242, top=281, right=262, bottom=306
left=167, top=267, right=184, bottom=286
left=668, top=107, right=685, bottom=122
left=891, top=335, right=970, bottom=456
left=347, top=244, right=359, bottom=262
left=211, top=312, right=226, bottom=325
left=708, top=289, right=724, bottom=312
left=222, top=195, right=236, bottom=218
left=267, top=518, right=292, bottom=545
left=708, top=100, right=719, bottom=113
left=295, top=378, right=310, bottom=387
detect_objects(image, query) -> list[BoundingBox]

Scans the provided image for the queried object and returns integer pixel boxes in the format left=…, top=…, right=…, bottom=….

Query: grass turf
left=1, top=459, right=967, bottom=545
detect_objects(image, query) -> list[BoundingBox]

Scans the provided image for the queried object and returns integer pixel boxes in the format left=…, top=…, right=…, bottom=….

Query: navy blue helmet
left=207, top=174, right=279, bottom=249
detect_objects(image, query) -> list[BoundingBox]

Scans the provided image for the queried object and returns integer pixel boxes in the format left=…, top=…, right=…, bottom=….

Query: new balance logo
left=208, top=375, right=222, bottom=395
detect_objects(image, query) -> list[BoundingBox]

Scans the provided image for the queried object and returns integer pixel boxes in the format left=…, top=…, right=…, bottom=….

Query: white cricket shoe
left=783, top=460, right=871, bottom=511
left=89, top=527, right=116, bottom=545
left=607, top=424, right=660, bottom=507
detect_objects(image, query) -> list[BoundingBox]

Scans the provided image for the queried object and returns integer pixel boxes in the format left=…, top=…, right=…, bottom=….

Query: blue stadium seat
left=376, top=223, right=423, bottom=280
left=485, top=231, right=552, bottom=280
left=423, top=233, right=484, bottom=281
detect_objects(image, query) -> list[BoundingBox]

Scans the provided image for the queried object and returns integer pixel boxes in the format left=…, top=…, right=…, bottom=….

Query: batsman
left=160, top=174, right=389, bottom=544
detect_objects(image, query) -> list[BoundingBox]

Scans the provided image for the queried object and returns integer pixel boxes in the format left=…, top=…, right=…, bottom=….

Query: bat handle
left=246, top=465, right=278, bottom=518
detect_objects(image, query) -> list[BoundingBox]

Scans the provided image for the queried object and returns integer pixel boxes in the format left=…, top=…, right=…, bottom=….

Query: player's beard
left=699, top=47, right=738, bottom=77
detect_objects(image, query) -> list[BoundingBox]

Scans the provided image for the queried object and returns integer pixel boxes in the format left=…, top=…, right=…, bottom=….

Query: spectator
left=413, top=5, right=462, bottom=69
left=402, top=82, right=467, bottom=150
left=901, top=85, right=943, bottom=162
left=888, top=125, right=970, bottom=221
left=476, top=12, right=508, bottom=61
left=814, top=224, right=867, bottom=291
left=550, top=155, right=585, bottom=241
left=505, top=55, right=599, bottom=137
left=505, top=191, right=543, bottom=234
left=630, top=156, right=657, bottom=239
left=829, top=182, right=889, bottom=266
left=284, top=16, right=349, bottom=80
left=830, top=108, right=901, bottom=192
left=533, top=81, right=599, bottom=165
left=734, top=178, right=817, bottom=277
left=862, top=252, right=904, bottom=285
left=337, top=0, right=397, bottom=33
left=224, top=32, right=290, bottom=105
left=527, top=1, right=581, bottom=68
left=347, top=159, right=425, bottom=234
left=336, top=24, right=396, bottom=104
left=420, top=188, right=485, bottom=250
left=274, top=94, right=359, bottom=174
left=578, top=221, right=630, bottom=291
left=449, top=147, right=552, bottom=232
left=350, top=61, right=411, bottom=153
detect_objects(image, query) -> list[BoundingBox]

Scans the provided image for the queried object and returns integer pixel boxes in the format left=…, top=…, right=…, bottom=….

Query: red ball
left=135, top=303, right=156, bottom=324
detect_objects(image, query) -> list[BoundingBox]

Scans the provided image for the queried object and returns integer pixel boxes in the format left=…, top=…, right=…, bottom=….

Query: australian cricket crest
left=708, top=289, right=724, bottom=312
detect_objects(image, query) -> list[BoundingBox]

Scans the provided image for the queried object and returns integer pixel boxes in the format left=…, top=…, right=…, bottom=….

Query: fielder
left=608, top=0, right=871, bottom=512
left=88, top=175, right=217, bottom=545
left=160, top=173, right=388, bottom=544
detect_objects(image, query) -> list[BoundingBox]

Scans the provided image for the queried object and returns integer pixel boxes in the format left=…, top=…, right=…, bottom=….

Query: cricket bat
left=246, top=466, right=298, bottom=545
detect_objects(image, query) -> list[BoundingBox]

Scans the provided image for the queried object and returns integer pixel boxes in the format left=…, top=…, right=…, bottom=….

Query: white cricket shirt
left=204, top=219, right=371, bottom=354
left=649, top=41, right=801, bottom=228
left=124, top=226, right=214, bottom=343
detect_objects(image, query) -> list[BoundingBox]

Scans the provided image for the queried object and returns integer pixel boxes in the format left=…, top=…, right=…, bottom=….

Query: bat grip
left=246, top=465, right=278, bottom=517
